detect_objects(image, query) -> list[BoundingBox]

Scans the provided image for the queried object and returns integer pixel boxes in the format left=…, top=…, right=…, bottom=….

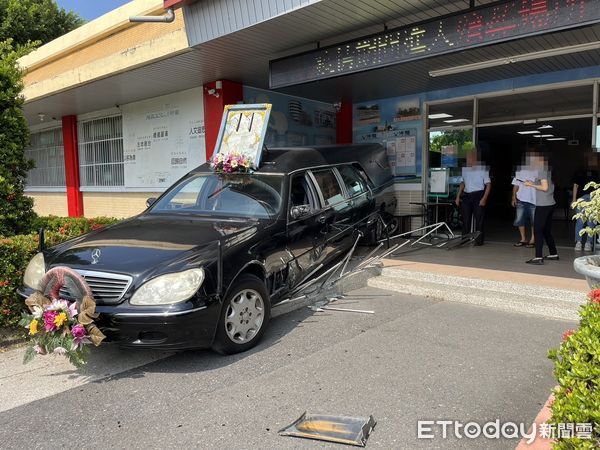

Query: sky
left=55, top=0, right=132, bottom=21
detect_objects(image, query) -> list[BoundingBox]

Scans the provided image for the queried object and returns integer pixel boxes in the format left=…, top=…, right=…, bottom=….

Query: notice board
left=122, top=87, right=205, bottom=189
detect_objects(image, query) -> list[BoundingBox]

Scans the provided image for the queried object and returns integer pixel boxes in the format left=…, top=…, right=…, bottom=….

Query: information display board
left=270, top=0, right=600, bottom=88
left=122, top=87, right=205, bottom=189
left=429, top=168, right=450, bottom=197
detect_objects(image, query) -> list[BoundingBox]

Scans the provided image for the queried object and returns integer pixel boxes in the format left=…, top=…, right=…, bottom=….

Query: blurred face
left=466, top=151, right=478, bottom=166
left=529, top=154, right=546, bottom=170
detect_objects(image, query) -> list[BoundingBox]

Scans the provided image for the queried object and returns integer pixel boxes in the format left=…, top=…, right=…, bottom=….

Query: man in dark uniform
left=454, top=149, right=492, bottom=246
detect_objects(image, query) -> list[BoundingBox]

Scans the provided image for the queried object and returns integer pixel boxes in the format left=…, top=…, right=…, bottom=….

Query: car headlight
left=130, top=268, right=205, bottom=306
left=24, top=252, right=46, bottom=291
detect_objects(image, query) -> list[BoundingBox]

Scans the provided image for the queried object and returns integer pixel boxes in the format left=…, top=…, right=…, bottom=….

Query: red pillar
left=203, top=80, right=243, bottom=160
left=61, top=115, right=84, bottom=217
left=336, top=100, right=353, bottom=144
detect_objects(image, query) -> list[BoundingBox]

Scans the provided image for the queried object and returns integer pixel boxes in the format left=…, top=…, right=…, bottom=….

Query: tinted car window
left=312, top=170, right=345, bottom=206
left=164, top=176, right=207, bottom=209
left=338, top=165, right=367, bottom=197
left=290, top=174, right=317, bottom=210
left=150, top=173, right=283, bottom=219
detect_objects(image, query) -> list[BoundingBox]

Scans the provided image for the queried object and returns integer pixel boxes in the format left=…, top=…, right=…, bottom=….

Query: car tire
left=212, top=274, right=271, bottom=355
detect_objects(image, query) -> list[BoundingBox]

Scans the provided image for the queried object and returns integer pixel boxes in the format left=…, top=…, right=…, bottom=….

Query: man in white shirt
left=511, top=162, right=537, bottom=247
left=454, top=149, right=491, bottom=246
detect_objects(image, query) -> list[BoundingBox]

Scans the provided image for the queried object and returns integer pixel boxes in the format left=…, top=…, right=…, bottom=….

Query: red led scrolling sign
left=270, top=0, right=600, bottom=88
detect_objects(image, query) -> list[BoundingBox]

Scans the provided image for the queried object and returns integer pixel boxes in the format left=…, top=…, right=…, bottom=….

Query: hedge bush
left=0, top=216, right=119, bottom=329
left=548, top=290, right=600, bottom=449
left=31, top=215, right=117, bottom=239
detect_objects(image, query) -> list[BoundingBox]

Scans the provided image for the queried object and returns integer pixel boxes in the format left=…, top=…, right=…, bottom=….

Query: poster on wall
left=213, top=103, right=272, bottom=168
left=122, top=87, right=205, bottom=189
left=384, top=130, right=417, bottom=176
left=353, top=95, right=423, bottom=180
left=393, top=98, right=421, bottom=122
left=357, top=104, right=381, bottom=125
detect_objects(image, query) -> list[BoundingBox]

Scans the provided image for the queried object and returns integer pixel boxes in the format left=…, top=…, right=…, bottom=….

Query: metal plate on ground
left=279, top=412, right=377, bottom=447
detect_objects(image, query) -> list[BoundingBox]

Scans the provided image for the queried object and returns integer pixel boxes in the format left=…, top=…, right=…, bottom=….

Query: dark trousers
left=534, top=205, right=557, bottom=258
left=461, top=190, right=485, bottom=245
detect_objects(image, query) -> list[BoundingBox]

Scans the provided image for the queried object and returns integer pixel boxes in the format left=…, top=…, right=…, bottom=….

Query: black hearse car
left=20, top=144, right=395, bottom=354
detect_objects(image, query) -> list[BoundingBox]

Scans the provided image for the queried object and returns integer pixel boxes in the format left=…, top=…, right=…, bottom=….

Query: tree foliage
left=429, top=129, right=474, bottom=154
left=0, top=1, right=83, bottom=236
left=0, top=0, right=84, bottom=47
left=0, top=39, right=36, bottom=236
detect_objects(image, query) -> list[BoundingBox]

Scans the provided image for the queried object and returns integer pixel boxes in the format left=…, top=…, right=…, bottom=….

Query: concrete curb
left=516, top=393, right=555, bottom=449
left=367, top=267, right=583, bottom=321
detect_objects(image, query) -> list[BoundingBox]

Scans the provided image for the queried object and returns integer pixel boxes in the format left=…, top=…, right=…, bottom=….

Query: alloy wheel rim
left=225, top=289, right=264, bottom=344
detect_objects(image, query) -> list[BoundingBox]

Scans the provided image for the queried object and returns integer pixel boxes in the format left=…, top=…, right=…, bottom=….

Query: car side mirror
left=290, top=205, right=311, bottom=220
left=146, top=197, right=157, bottom=208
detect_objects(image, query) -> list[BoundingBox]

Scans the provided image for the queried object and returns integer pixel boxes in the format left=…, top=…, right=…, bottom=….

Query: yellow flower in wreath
left=29, top=319, right=38, bottom=336
left=54, top=312, right=68, bottom=328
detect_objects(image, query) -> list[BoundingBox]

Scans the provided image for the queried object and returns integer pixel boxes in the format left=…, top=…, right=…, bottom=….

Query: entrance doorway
left=426, top=82, right=599, bottom=248
left=478, top=117, right=592, bottom=246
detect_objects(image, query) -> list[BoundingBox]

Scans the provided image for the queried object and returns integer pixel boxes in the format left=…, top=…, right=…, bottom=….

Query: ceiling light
left=538, top=125, right=553, bottom=129
left=518, top=131, right=540, bottom=135
left=428, top=113, right=453, bottom=119
left=546, top=137, right=566, bottom=141
left=443, top=118, right=470, bottom=123
left=533, top=135, right=542, bottom=138
left=428, top=41, right=600, bottom=77
left=540, top=134, right=554, bottom=138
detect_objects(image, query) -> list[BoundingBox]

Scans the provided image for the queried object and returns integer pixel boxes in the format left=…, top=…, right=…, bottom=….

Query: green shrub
left=0, top=216, right=119, bottom=329
left=548, top=290, right=600, bottom=449
left=31, top=215, right=117, bottom=238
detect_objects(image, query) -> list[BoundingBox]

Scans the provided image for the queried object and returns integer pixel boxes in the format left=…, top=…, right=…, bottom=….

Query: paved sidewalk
left=0, top=287, right=573, bottom=449
left=385, top=241, right=586, bottom=289
left=0, top=343, right=172, bottom=413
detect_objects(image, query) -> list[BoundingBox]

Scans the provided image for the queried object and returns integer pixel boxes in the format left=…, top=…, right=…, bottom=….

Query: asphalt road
left=0, top=287, right=573, bottom=449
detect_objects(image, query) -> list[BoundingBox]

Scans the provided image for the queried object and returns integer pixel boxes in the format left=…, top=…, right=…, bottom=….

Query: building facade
left=20, top=0, right=600, bottom=233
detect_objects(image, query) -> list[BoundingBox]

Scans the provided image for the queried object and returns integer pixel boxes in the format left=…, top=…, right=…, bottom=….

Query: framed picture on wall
left=213, top=103, right=272, bottom=168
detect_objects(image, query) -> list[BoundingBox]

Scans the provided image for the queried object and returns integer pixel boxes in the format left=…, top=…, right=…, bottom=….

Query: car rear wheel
left=212, top=274, right=271, bottom=355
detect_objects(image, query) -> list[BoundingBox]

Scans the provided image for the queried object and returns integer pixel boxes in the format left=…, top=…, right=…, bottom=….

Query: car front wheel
left=212, top=274, right=271, bottom=354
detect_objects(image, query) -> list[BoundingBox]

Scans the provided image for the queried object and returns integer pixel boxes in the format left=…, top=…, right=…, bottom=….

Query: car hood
left=45, top=215, right=265, bottom=276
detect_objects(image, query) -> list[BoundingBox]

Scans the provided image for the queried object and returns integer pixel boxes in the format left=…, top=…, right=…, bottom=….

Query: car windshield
left=149, top=173, right=284, bottom=219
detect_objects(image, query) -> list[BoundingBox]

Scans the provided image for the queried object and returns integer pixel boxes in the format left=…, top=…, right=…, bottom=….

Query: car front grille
left=58, top=270, right=133, bottom=305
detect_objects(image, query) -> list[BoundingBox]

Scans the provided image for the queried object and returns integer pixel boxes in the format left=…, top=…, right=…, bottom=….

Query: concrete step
left=367, top=267, right=584, bottom=321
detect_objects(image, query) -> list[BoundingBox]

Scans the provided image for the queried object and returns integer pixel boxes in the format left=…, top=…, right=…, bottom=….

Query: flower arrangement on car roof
left=19, top=267, right=105, bottom=368
left=210, top=152, right=253, bottom=174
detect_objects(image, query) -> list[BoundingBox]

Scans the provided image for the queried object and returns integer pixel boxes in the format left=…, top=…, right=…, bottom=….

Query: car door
left=308, top=168, right=355, bottom=263
left=286, top=171, right=329, bottom=286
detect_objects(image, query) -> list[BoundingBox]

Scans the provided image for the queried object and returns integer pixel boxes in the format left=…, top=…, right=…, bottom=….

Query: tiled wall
left=28, top=192, right=68, bottom=217
left=82, top=192, right=161, bottom=218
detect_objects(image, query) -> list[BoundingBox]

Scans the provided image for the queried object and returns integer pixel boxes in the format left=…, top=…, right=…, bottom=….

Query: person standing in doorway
left=524, top=151, right=558, bottom=265
left=455, top=149, right=491, bottom=246
left=511, top=155, right=537, bottom=248
left=572, top=151, right=599, bottom=251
